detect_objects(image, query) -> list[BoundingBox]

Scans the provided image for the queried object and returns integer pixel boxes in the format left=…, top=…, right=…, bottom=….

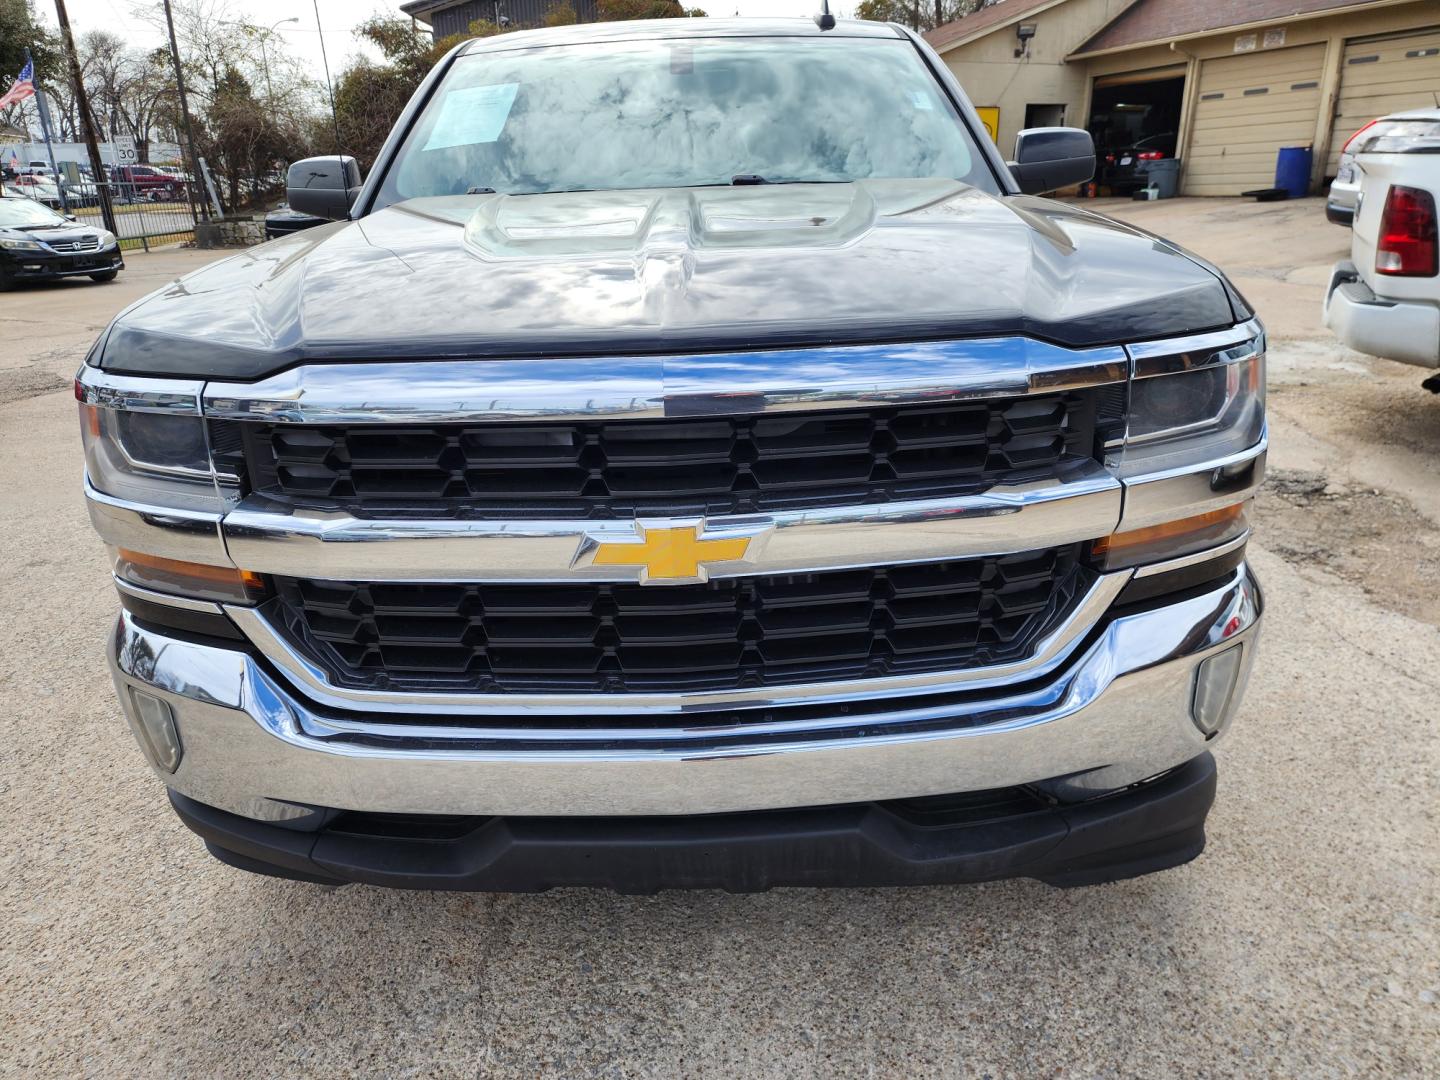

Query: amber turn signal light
left=1091, top=503, right=1249, bottom=572
left=1092, top=504, right=1246, bottom=558
left=114, top=548, right=267, bottom=603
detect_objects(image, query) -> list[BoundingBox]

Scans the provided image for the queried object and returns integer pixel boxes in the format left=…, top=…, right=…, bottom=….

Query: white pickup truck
left=1324, top=109, right=1440, bottom=384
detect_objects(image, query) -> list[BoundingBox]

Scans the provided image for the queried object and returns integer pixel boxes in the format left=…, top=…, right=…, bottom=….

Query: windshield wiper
left=730, top=175, right=850, bottom=186
left=466, top=186, right=497, bottom=195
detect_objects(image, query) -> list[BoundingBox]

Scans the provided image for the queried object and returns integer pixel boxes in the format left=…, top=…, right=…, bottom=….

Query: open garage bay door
left=1326, top=27, right=1440, bottom=176
left=1184, top=43, right=1326, bottom=196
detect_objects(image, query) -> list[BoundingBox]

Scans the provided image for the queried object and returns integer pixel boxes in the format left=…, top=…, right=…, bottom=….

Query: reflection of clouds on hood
left=392, top=41, right=980, bottom=198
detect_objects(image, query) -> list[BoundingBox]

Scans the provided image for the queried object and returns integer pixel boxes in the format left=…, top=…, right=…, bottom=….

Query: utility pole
left=52, top=0, right=116, bottom=232
left=160, top=0, right=208, bottom=221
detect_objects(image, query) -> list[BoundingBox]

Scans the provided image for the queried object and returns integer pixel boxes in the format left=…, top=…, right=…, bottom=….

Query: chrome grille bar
left=200, top=337, right=1128, bottom=424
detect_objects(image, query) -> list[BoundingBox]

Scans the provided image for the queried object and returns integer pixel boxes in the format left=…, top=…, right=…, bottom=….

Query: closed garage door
left=1326, top=27, right=1440, bottom=175
left=1184, top=43, right=1326, bottom=196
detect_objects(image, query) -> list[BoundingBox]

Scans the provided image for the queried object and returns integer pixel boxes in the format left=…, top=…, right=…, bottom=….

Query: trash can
left=1147, top=158, right=1180, bottom=198
left=1274, top=146, right=1313, bottom=199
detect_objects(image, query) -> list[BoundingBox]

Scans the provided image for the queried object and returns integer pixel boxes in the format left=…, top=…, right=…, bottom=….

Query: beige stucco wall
left=938, top=0, right=1139, bottom=155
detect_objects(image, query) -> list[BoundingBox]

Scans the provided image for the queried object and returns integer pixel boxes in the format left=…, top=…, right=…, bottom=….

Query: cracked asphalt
left=1, top=202, right=1437, bottom=1078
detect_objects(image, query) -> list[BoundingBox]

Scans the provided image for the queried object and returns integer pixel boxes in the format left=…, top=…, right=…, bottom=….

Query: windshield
left=376, top=36, right=993, bottom=204
left=0, top=198, right=65, bottom=227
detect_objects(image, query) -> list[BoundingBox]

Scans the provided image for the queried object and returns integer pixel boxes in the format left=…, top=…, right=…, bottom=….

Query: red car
left=111, top=165, right=182, bottom=201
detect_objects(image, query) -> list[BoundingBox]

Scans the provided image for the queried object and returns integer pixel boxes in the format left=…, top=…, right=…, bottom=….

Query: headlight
left=77, top=383, right=240, bottom=514
left=0, top=237, right=45, bottom=251
left=1108, top=350, right=1265, bottom=479
left=97, top=229, right=117, bottom=248
left=1094, top=327, right=1265, bottom=571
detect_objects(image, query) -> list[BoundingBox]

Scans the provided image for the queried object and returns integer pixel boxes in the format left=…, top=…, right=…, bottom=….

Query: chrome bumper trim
left=1132, top=530, right=1250, bottom=578
left=221, top=461, right=1122, bottom=582
left=1117, top=432, right=1266, bottom=532
left=110, top=566, right=1262, bottom=817
left=85, top=481, right=230, bottom=566
left=198, top=338, right=1129, bottom=425
left=113, top=575, right=226, bottom=613
left=86, top=435, right=1266, bottom=585
left=224, top=570, right=1131, bottom=715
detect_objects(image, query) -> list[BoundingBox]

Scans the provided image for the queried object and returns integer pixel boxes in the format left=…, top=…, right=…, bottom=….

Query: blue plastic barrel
left=1274, top=146, right=1313, bottom=198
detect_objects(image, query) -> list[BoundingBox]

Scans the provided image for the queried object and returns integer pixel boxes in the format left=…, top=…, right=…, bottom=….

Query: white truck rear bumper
left=1324, top=261, right=1440, bottom=368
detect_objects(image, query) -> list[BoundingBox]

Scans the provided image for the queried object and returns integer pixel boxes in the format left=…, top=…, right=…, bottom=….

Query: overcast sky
left=42, top=1, right=844, bottom=88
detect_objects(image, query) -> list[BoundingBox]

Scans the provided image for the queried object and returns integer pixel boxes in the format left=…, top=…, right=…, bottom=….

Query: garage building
left=926, top=0, right=1440, bottom=195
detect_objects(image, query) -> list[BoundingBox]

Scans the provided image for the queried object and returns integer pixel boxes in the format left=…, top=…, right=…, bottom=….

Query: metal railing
left=3, top=176, right=203, bottom=251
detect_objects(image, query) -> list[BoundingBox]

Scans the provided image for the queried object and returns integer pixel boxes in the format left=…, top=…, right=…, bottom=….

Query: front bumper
left=1324, top=260, right=1440, bottom=368
left=109, top=564, right=1261, bottom=822
left=4, top=248, right=122, bottom=280
left=170, top=752, right=1219, bottom=892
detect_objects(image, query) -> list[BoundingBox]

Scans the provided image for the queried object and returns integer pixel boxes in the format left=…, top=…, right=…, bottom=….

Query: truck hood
left=99, top=180, right=1246, bottom=379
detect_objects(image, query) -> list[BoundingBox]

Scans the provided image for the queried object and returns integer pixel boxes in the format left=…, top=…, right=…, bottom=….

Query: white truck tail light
left=1376, top=185, right=1438, bottom=277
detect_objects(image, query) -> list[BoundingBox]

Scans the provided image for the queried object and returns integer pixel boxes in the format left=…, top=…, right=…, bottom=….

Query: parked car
left=263, top=202, right=328, bottom=240
left=9, top=174, right=66, bottom=208
left=0, top=195, right=122, bottom=289
left=77, top=17, right=1264, bottom=893
left=1325, top=112, right=1429, bottom=226
left=1101, top=132, right=1177, bottom=193
left=111, top=164, right=182, bottom=201
left=1324, top=111, right=1440, bottom=378
left=8, top=173, right=102, bottom=210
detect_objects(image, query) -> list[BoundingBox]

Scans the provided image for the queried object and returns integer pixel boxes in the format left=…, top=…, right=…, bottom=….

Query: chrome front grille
left=268, top=547, right=1092, bottom=697
left=236, top=392, right=1103, bottom=519
left=49, top=235, right=101, bottom=253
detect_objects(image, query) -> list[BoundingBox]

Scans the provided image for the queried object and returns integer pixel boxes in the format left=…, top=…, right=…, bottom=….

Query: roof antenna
left=814, top=1, right=835, bottom=31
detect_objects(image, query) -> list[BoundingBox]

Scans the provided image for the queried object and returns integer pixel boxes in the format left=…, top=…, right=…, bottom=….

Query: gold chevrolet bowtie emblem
left=586, top=523, right=766, bottom=584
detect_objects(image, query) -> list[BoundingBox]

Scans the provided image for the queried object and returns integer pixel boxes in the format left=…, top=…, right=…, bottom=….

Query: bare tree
left=854, top=0, right=988, bottom=32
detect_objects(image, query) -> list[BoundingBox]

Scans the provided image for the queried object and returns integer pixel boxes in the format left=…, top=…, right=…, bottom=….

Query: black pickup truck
left=81, top=17, right=1264, bottom=892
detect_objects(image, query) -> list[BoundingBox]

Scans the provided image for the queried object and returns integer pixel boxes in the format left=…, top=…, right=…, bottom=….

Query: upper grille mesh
left=240, top=392, right=1099, bottom=518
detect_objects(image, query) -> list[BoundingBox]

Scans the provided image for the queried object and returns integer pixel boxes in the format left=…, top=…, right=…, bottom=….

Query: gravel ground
left=1, top=203, right=1437, bottom=1078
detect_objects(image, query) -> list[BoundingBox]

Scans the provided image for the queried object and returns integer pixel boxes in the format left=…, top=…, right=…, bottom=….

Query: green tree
left=199, top=64, right=301, bottom=210
left=597, top=0, right=703, bottom=18
left=545, top=2, right=579, bottom=26
left=330, top=16, right=460, bottom=170
left=0, top=0, right=61, bottom=135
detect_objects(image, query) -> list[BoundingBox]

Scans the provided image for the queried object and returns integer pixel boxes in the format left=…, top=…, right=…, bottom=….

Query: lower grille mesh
left=269, top=547, right=1090, bottom=696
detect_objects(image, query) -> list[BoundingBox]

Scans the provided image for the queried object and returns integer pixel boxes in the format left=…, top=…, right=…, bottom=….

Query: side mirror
left=1008, top=127, right=1095, bottom=195
left=286, top=155, right=363, bottom=220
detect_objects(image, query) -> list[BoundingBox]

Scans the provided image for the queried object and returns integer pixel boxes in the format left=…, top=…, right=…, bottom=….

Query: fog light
left=1191, top=644, right=1244, bottom=738
left=130, top=689, right=182, bottom=772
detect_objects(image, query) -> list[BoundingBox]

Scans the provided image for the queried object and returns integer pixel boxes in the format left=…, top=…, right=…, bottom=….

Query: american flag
left=0, top=60, right=36, bottom=110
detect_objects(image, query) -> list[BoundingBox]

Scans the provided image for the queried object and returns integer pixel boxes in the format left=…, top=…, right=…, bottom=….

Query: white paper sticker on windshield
left=423, top=83, right=520, bottom=150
